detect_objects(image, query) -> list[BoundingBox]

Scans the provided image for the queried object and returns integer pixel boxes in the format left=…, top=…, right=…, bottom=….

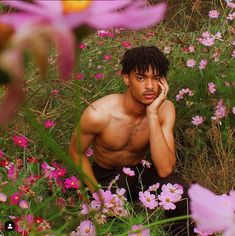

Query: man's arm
left=148, top=100, right=176, bottom=178
left=69, top=106, right=107, bottom=193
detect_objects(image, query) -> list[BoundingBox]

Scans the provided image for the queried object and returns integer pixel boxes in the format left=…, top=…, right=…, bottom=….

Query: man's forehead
left=134, top=67, right=159, bottom=75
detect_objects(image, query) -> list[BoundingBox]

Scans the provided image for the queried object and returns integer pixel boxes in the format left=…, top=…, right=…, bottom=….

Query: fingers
left=158, top=77, right=169, bottom=96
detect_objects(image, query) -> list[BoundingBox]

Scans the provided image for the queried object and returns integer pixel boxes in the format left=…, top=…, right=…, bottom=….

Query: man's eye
left=154, top=76, right=161, bottom=80
left=137, top=76, right=144, bottom=81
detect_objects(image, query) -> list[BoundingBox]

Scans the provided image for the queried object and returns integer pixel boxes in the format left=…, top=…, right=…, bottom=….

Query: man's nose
left=145, top=78, right=154, bottom=89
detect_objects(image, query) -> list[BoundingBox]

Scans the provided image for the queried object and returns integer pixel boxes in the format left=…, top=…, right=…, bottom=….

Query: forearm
left=148, top=114, right=175, bottom=177
left=69, top=148, right=99, bottom=194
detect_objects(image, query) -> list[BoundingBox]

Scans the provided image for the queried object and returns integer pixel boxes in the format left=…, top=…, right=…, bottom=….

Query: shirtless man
left=69, top=46, right=195, bottom=235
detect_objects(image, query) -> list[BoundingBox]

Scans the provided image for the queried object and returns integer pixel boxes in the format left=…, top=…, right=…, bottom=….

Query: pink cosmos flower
left=85, top=147, right=93, bottom=157
left=19, top=200, right=29, bottom=209
left=10, top=192, right=22, bottom=204
left=211, top=99, right=227, bottom=122
left=79, top=43, right=87, bottom=49
left=158, top=191, right=177, bottom=210
left=188, top=184, right=235, bottom=235
left=161, top=183, right=184, bottom=195
left=139, top=191, right=158, bottom=209
left=7, top=165, right=18, bottom=180
left=94, top=73, right=104, bottom=80
left=208, top=9, right=220, bottom=18
left=141, top=160, right=152, bottom=168
left=44, top=120, right=56, bottom=129
left=76, top=73, right=84, bottom=80
left=122, top=167, right=135, bottom=176
left=199, top=59, right=208, bottom=70
left=0, top=193, right=7, bottom=202
left=191, top=115, right=204, bottom=126
left=208, top=82, right=216, bottom=94
left=121, top=41, right=132, bottom=48
left=13, top=135, right=28, bottom=148
left=163, top=46, right=171, bottom=54
left=74, top=220, right=96, bottom=236
left=41, top=162, right=56, bottom=179
left=188, top=45, right=195, bottom=52
left=148, top=183, right=160, bottom=192
left=226, top=1, right=235, bottom=8
left=51, top=89, right=60, bottom=96
left=103, top=55, right=112, bottom=61
left=64, top=176, right=80, bottom=189
left=232, top=49, right=235, bottom=58
left=176, top=88, right=194, bottom=101
left=227, top=12, right=235, bottom=20
left=232, top=107, right=235, bottom=115
left=186, top=59, right=196, bottom=67
left=128, top=224, right=150, bottom=236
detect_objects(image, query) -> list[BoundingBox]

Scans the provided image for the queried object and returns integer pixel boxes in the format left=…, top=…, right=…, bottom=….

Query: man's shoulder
left=80, top=94, right=122, bottom=131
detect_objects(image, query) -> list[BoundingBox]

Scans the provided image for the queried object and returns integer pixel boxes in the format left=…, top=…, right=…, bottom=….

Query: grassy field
left=0, top=1, right=235, bottom=235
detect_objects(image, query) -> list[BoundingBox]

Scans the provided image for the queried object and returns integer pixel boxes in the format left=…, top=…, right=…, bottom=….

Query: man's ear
left=123, top=74, right=130, bottom=86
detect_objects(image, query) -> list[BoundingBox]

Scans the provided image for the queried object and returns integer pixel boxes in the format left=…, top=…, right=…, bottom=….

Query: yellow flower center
left=71, top=181, right=74, bottom=185
left=166, top=198, right=170, bottom=202
left=62, top=0, right=92, bottom=14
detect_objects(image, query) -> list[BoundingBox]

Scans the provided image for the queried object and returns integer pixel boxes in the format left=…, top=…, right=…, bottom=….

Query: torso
left=91, top=94, right=153, bottom=169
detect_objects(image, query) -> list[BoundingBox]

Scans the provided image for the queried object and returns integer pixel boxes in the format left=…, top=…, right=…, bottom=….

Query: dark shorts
left=92, top=162, right=196, bottom=236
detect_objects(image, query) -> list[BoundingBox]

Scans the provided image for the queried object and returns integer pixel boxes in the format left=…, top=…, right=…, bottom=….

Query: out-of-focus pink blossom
left=176, top=88, right=194, bottom=101
left=208, top=9, right=220, bottom=18
left=139, top=191, right=158, bottom=209
left=232, top=49, right=235, bottom=58
left=121, top=41, right=131, bottom=48
left=208, top=82, right=216, bottom=94
left=7, top=165, right=18, bottom=180
left=194, top=227, right=214, bottom=236
left=188, top=184, right=235, bottom=236
left=94, top=73, right=104, bottom=80
left=122, top=167, right=135, bottom=176
left=19, top=200, right=29, bottom=209
left=211, top=99, right=228, bottom=122
left=103, top=55, right=112, bottom=61
left=76, top=73, right=84, bottom=80
left=186, top=59, right=196, bottom=67
left=0, top=193, right=7, bottom=202
left=232, top=107, right=235, bottom=114
left=71, top=220, right=96, bottom=236
left=79, top=43, right=87, bottom=49
left=13, top=135, right=28, bottom=148
left=128, top=224, right=150, bottom=236
left=0, top=150, right=4, bottom=158
left=163, top=46, right=171, bottom=54
left=44, top=120, right=56, bottom=129
left=199, top=59, right=208, bottom=70
left=51, top=89, right=60, bottom=96
left=191, top=115, right=204, bottom=126
left=226, top=1, right=235, bottom=8
left=188, top=45, right=195, bottom=52
left=227, top=12, right=235, bottom=20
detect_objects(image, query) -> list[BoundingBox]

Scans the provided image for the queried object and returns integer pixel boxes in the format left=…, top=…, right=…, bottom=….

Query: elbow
left=158, top=167, right=173, bottom=178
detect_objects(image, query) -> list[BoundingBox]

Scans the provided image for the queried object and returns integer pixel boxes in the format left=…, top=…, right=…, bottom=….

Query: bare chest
left=96, top=118, right=149, bottom=152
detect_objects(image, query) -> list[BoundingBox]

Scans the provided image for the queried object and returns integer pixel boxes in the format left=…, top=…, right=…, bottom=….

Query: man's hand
left=146, top=77, right=169, bottom=115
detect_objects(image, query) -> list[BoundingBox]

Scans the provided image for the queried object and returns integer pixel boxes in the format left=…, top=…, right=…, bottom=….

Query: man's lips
left=143, top=92, right=156, bottom=99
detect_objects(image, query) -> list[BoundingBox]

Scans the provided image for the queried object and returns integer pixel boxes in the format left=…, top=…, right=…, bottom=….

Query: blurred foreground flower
left=0, top=0, right=166, bottom=126
left=188, top=184, right=235, bottom=236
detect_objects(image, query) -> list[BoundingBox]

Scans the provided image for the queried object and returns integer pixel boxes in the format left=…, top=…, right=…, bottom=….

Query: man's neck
left=123, top=90, right=146, bottom=118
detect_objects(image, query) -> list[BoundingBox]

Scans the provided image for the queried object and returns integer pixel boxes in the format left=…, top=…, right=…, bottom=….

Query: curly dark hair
left=120, top=46, right=169, bottom=76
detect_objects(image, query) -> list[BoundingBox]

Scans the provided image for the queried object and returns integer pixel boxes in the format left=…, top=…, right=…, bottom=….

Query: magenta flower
left=10, top=192, right=22, bottom=205
left=122, top=167, right=135, bottom=176
left=85, top=147, right=93, bottom=157
left=191, top=115, right=204, bottom=126
left=76, top=73, right=84, bottom=80
left=64, top=176, right=79, bottom=189
left=128, top=224, right=150, bottom=236
left=103, top=55, right=112, bottom=61
left=186, top=59, right=196, bottom=67
left=13, top=135, right=28, bottom=148
left=51, top=89, right=60, bottom=96
left=44, top=120, right=56, bottom=129
left=208, top=9, right=220, bottom=18
left=94, top=73, right=104, bottom=80
left=0, top=193, right=7, bottom=202
left=19, top=200, right=29, bottom=209
left=121, top=41, right=132, bottom=48
left=208, top=82, right=216, bottom=94
left=188, top=184, right=235, bottom=235
left=139, top=191, right=158, bottom=209
left=79, top=43, right=87, bottom=49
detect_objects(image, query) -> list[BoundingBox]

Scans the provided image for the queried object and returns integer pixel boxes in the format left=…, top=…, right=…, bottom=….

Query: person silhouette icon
left=4, top=221, right=15, bottom=231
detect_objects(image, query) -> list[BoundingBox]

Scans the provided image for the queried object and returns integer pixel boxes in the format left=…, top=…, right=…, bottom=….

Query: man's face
left=125, top=66, right=162, bottom=105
